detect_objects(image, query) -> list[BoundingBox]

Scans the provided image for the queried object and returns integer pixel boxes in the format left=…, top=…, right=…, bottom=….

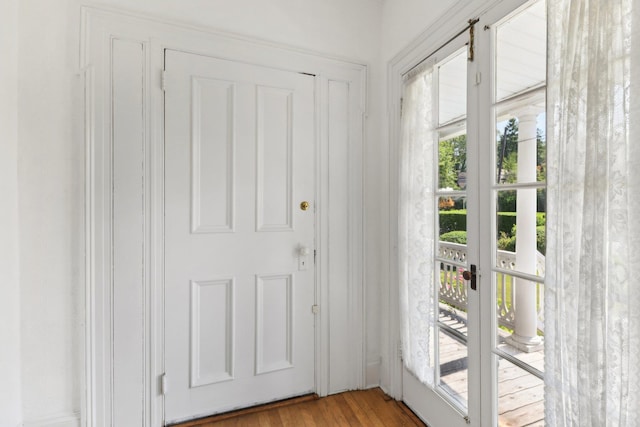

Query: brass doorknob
left=462, top=270, right=473, bottom=281
left=300, top=201, right=310, bottom=211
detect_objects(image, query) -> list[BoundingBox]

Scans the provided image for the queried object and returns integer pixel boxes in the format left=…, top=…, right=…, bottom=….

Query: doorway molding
left=81, top=7, right=366, bottom=426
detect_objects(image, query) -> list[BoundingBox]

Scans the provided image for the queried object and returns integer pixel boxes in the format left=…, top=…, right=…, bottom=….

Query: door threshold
left=167, top=393, right=319, bottom=426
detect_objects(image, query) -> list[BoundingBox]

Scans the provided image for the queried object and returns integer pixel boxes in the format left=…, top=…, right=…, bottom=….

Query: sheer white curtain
left=398, top=65, right=437, bottom=385
left=546, top=0, right=640, bottom=424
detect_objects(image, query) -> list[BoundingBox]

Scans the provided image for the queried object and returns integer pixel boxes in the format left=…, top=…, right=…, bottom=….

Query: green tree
left=536, top=128, right=546, bottom=178
left=496, top=118, right=519, bottom=183
left=536, top=128, right=547, bottom=212
left=450, top=134, right=467, bottom=174
left=439, top=139, right=457, bottom=189
left=496, top=119, right=519, bottom=211
left=438, top=135, right=467, bottom=190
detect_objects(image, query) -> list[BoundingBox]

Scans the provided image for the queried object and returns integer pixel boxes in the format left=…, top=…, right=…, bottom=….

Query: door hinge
left=312, top=305, right=319, bottom=314
left=313, top=249, right=317, bottom=264
left=161, top=70, right=167, bottom=92
left=398, top=341, right=403, bottom=361
left=160, top=373, right=168, bottom=395
left=400, top=97, right=403, bottom=117
left=475, top=72, right=482, bottom=85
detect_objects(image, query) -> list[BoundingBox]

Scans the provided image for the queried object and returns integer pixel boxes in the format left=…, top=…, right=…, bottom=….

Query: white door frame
left=386, top=0, right=532, bottom=425
left=81, top=7, right=366, bottom=426
left=386, top=0, right=498, bottom=402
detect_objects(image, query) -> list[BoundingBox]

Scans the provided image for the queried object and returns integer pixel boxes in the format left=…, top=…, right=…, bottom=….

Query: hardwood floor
left=171, top=388, right=427, bottom=427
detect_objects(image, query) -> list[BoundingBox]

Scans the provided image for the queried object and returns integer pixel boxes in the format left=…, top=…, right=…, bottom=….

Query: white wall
left=18, top=0, right=85, bottom=422
left=0, top=0, right=22, bottom=425
left=15, top=0, right=383, bottom=424
left=380, top=0, right=459, bottom=62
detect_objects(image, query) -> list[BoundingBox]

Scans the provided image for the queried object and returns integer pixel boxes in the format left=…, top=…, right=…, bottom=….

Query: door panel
left=190, top=278, right=234, bottom=386
left=255, top=86, right=295, bottom=231
left=164, top=50, right=316, bottom=423
left=489, top=2, right=547, bottom=425
left=190, top=77, right=235, bottom=234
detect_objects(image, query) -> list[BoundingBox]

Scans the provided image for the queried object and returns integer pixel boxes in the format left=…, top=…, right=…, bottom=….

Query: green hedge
left=439, top=210, right=545, bottom=236
left=537, top=213, right=546, bottom=226
left=497, top=213, right=517, bottom=237
left=497, top=232, right=516, bottom=252
left=496, top=224, right=546, bottom=254
left=536, top=225, right=546, bottom=255
left=440, top=230, right=467, bottom=244
left=439, top=210, right=467, bottom=234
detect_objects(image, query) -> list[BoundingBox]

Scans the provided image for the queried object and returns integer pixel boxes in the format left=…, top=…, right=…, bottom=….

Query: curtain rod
left=405, top=18, right=480, bottom=79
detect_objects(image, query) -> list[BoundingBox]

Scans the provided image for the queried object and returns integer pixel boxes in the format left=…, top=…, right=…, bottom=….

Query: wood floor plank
left=349, top=391, right=390, bottom=425
left=498, top=384, right=544, bottom=413
left=350, top=389, right=416, bottom=427
left=171, top=394, right=317, bottom=426
left=341, top=393, right=376, bottom=426
left=498, top=400, right=544, bottom=427
left=333, top=393, right=363, bottom=426
left=277, top=405, right=300, bottom=427
left=318, top=395, right=350, bottom=425
left=173, top=388, right=427, bottom=427
left=299, top=406, right=318, bottom=427
left=265, top=410, right=283, bottom=426
left=342, top=392, right=387, bottom=427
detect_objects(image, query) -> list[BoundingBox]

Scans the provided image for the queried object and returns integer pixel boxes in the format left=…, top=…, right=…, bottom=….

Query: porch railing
left=438, top=242, right=545, bottom=333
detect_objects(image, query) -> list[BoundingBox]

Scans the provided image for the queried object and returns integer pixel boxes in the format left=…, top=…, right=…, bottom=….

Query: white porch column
left=508, top=109, right=543, bottom=352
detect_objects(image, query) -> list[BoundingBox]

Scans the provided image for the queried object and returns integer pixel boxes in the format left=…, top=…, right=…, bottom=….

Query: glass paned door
left=399, top=1, right=547, bottom=426
left=489, top=2, right=547, bottom=426
left=399, top=33, right=478, bottom=427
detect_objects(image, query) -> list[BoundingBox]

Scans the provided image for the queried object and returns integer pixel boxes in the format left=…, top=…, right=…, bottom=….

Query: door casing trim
left=82, top=7, right=366, bottom=426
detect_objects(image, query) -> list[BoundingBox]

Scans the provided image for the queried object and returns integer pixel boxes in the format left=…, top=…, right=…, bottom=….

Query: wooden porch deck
left=439, top=310, right=545, bottom=427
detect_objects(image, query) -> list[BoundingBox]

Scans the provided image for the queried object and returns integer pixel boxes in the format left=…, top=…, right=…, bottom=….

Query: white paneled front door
left=164, top=50, right=316, bottom=423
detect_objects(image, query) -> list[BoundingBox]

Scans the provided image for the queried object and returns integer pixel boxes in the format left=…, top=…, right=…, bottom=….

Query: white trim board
left=82, top=7, right=366, bottom=426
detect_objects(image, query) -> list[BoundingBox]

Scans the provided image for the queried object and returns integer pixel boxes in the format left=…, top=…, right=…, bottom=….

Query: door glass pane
left=437, top=191, right=469, bottom=411
left=495, top=0, right=546, bottom=102
left=439, top=50, right=468, bottom=124
left=494, top=270, right=545, bottom=368
left=438, top=328, right=468, bottom=411
left=495, top=189, right=546, bottom=275
left=497, top=357, right=545, bottom=427
left=439, top=133, right=467, bottom=191
left=436, top=47, right=468, bottom=413
left=495, top=109, right=546, bottom=185
left=492, top=1, right=546, bottom=425
left=438, top=195, right=468, bottom=336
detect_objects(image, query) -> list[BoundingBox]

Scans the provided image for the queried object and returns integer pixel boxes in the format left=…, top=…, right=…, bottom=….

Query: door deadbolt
left=300, top=201, right=310, bottom=211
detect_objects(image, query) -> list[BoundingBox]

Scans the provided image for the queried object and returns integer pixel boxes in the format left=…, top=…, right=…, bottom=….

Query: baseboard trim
left=366, top=358, right=381, bottom=388
left=22, top=413, right=80, bottom=427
